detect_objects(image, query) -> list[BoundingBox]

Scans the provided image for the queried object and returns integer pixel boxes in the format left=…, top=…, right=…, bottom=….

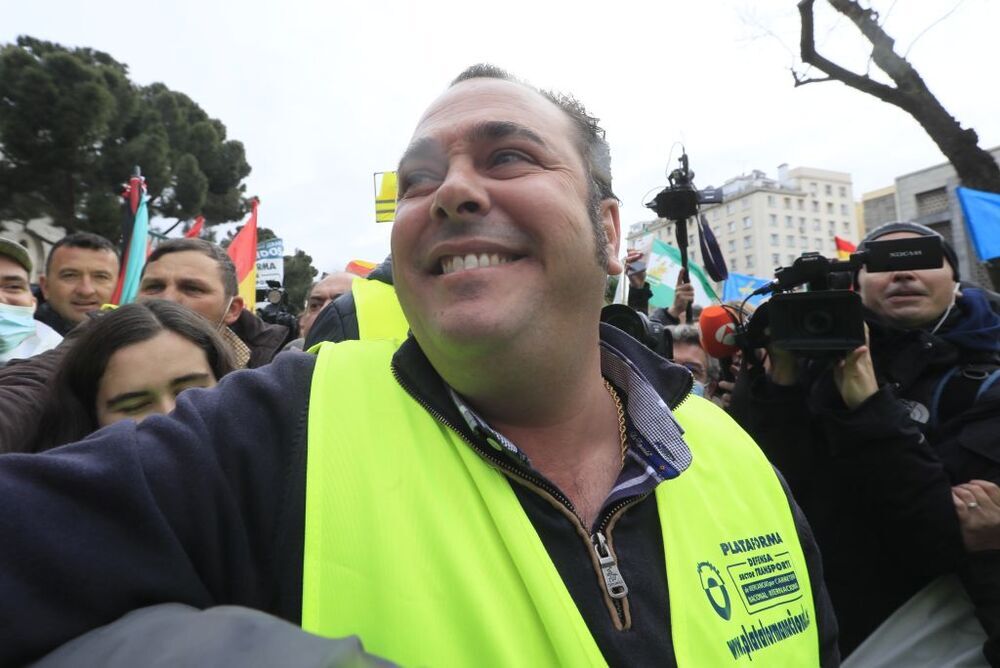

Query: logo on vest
left=716, top=531, right=803, bottom=617
left=698, top=561, right=732, bottom=620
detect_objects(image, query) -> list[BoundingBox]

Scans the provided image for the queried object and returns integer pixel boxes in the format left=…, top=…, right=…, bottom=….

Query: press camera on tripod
left=742, top=235, right=946, bottom=357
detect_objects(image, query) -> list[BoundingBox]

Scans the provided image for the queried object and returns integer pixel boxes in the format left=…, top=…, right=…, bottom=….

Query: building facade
left=859, top=145, right=1000, bottom=288
left=627, top=165, right=858, bottom=279
left=0, top=217, right=66, bottom=282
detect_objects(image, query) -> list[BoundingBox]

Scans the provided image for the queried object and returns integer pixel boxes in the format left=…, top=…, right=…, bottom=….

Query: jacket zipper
left=391, top=363, right=692, bottom=629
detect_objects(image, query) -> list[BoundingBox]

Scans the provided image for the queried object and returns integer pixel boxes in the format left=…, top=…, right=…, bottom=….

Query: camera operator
left=734, top=222, right=1000, bottom=663
left=257, top=282, right=299, bottom=347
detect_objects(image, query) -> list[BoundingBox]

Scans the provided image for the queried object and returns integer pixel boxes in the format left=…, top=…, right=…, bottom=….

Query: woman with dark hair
left=34, top=300, right=235, bottom=451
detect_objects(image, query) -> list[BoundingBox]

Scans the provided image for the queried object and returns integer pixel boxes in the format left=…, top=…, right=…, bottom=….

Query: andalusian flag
left=835, top=236, right=856, bottom=260
left=375, top=172, right=397, bottom=223
left=646, top=239, right=720, bottom=308
left=228, top=198, right=259, bottom=309
left=111, top=168, right=150, bottom=305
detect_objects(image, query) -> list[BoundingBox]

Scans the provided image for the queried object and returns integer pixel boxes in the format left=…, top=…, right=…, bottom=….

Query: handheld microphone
left=698, top=304, right=741, bottom=360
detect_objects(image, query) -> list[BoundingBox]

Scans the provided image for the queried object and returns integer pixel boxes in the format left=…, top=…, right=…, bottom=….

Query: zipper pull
left=592, top=531, right=629, bottom=599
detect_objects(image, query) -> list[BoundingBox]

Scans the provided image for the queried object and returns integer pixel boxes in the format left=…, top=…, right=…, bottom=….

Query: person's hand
left=711, top=379, right=734, bottom=409
left=953, top=480, right=1000, bottom=552
left=765, top=331, right=798, bottom=386
left=668, top=272, right=694, bottom=321
left=832, top=344, right=879, bottom=409
left=625, top=249, right=644, bottom=266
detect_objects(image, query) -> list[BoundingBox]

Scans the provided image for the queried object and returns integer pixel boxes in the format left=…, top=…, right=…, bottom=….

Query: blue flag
left=957, top=187, right=1000, bottom=261
left=722, top=272, right=771, bottom=307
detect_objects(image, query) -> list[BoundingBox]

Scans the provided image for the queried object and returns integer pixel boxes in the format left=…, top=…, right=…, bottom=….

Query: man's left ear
left=600, top=198, right=623, bottom=276
left=224, top=295, right=244, bottom=326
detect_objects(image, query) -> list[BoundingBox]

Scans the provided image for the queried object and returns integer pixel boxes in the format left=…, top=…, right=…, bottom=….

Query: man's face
left=858, top=232, right=957, bottom=329
left=672, top=341, right=709, bottom=385
left=138, top=251, right=240, bottom=326
left=299, top=272, right=356, bottom=340
left=0, top=256, right=35, bottom=308
left=392, top=78, right=620, bottom=355
left=40, top=246, right=118, bottom=324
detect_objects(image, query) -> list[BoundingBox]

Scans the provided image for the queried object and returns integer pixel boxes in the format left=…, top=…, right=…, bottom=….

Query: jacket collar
left=390, top=323, right=694, bottom=448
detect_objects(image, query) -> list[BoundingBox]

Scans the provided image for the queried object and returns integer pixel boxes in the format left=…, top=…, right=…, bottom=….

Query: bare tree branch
left=797, top=0, right=1000, bottom=193
left=797, top=0, right=1000, bottom=287
left=790, top=69, right=834, bottom=87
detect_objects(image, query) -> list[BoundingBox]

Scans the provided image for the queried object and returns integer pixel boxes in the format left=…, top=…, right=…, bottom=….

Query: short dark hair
left=34, top=300, right=236, bottom=451
left=449, top=65, right=616, bottom=267
left=144, top=238, right=239, bottom=298
left=45, top=232, right=119, bottom=275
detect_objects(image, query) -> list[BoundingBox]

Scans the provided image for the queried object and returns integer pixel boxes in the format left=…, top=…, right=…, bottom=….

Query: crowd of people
left=0, top=63, right=997, bottom=667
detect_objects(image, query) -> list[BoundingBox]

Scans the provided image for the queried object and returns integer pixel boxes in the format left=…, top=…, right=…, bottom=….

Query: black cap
left=858, top=221, right=959, bottom=280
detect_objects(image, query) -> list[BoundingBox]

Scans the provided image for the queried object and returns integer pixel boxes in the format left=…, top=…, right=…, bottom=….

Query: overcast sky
left=5, top=0, right=999, bottom=274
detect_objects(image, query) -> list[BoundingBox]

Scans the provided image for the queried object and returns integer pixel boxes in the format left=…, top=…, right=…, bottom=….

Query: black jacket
left=230, top=308, right=291, bottom=368
left=305, top=257, right=394, bottom=348
left=734, top=290, right=1000, bottom=659
left=0, top=328, right=839, bottom=666
left=33, top=302, right=75, bottom=337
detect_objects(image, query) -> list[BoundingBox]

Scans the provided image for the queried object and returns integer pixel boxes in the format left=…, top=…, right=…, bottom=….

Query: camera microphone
left=699, top=304, right=741, bottom=360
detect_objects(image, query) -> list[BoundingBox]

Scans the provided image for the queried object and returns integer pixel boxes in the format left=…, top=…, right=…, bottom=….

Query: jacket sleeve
left=32, top=604, right=394, bottom=668
left=0, top=352, right=315, bottom=666
left=813, top=383, right=965, bottom=576
left=0, top=339, right=71, bottom=453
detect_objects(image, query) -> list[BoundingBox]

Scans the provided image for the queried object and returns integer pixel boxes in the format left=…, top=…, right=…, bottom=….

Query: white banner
left=256, top=238, right=284, bottom=288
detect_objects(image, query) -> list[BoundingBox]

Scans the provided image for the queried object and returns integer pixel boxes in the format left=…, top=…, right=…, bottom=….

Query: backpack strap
left=930, top=363, right=1000, bottom=427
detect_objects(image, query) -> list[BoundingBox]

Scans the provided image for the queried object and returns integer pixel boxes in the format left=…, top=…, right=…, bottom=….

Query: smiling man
left=36, top=232, right=119, bottom=335
left=0, top=66, right=837, bottom=666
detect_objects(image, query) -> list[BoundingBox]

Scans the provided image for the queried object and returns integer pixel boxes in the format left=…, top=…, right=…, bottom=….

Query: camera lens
left=802, top=310, right=834, bottom=336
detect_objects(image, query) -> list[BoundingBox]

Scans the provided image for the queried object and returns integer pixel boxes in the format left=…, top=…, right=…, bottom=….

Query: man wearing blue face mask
left=0, top=237, right=62, bottom=365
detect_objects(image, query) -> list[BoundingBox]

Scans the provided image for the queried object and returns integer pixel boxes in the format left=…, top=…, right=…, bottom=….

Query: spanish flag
left=345, top=259, right=377, bottom=277
left=835, top=236, right=856, bottom=261
left=228, top=198, right=259, bottom=310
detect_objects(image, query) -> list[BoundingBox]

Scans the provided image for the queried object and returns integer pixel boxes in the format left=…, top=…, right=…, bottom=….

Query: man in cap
left=737, top=221, right=1000, bottom=660
left=0, top=66, right=838, bottom=666
left=0, top=237, right=62, bottom=364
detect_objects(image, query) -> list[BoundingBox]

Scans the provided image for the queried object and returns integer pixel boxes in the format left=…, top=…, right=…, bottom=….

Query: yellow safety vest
left=351, top=278, right=408, bottom=342
left=302, top=340, right=820, bottom=666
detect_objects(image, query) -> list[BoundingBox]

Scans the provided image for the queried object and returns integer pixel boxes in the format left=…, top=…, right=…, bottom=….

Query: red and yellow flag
left=227, top=199, right=259, bottom=309
left=345, top=259, right=377, bottom=277
left=834, top=236, right=856, bottom=261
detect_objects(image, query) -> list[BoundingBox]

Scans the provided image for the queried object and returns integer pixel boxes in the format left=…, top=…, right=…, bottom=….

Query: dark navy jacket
left=0, top=327, right=839, bottom=666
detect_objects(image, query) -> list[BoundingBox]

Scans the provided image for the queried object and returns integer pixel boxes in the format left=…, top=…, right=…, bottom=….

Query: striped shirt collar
left=448, top=340, right=693, bottom=508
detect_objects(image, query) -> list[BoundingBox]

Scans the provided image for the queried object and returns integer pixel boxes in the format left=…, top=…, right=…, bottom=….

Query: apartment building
left=858, top=146, right=1000, bottom=288
left=628, top=165, right=858, bottom=278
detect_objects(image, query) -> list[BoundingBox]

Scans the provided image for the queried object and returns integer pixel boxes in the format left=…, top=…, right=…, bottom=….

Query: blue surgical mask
left=691, top=380, right=706, bottom=398
left=0, top=303, right=37, bottom=354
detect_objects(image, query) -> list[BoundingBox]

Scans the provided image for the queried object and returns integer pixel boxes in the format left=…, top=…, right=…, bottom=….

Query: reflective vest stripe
left=302, top=340, right=819, bottom=666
